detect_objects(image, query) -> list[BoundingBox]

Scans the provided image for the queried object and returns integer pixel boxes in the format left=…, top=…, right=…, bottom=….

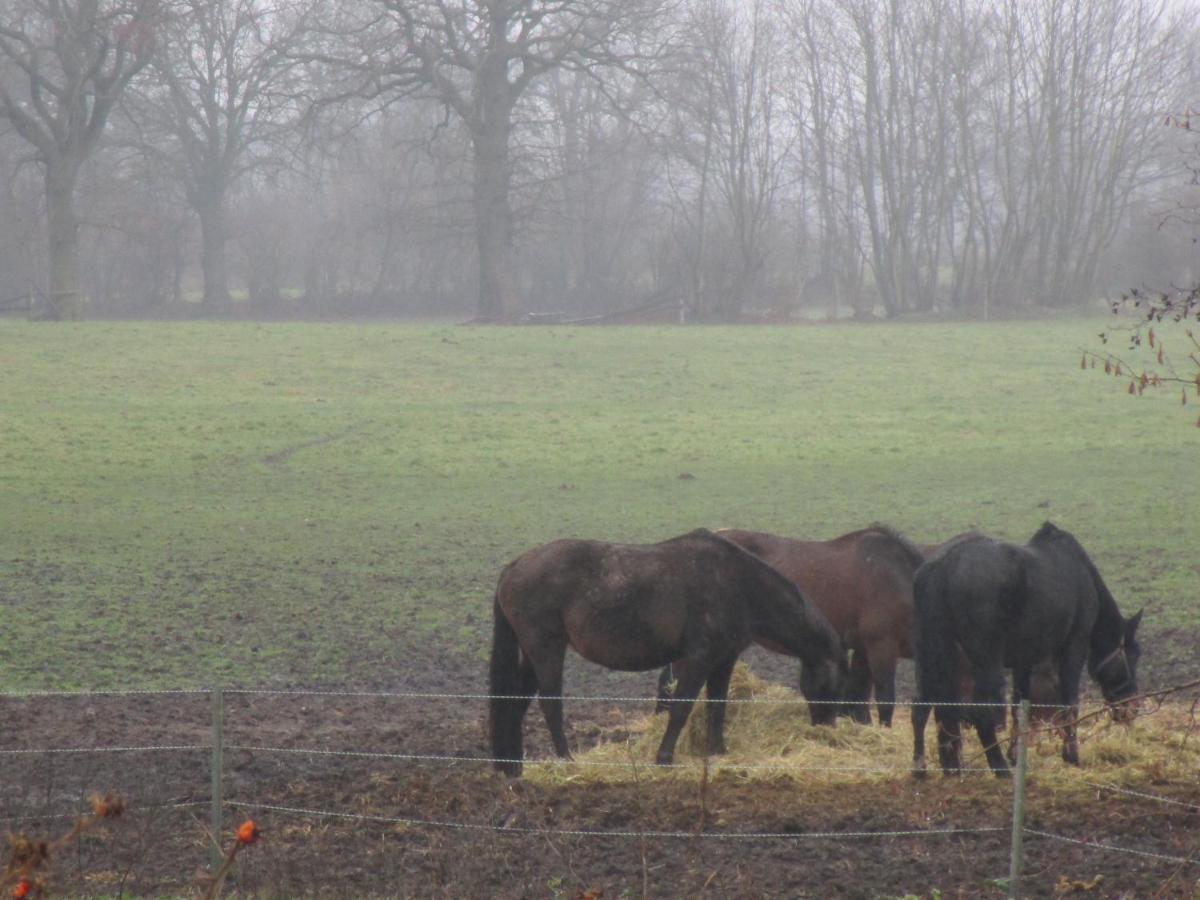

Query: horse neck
left=1084, top=559, right=1125, bottom=659
left=748, top=569, right=838, bottom=666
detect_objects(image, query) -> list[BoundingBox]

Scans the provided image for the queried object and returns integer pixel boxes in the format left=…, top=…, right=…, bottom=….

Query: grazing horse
left=911, top=522, right=1143, bottom=777
left=659, top=526, right=928, bottom=726
left=488, top=529, right=846, bottom=777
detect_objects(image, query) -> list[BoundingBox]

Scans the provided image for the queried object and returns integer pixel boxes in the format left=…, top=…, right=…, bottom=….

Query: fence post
left=210, top=687, right=225, bottom=872
left=1007, top=699, right=1030, bottom=899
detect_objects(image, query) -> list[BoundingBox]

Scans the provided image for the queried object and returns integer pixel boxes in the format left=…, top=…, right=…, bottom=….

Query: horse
left=488, top=528, right=847, bottom=777
left=911, top=521, right=1143, bottom=777
left=657, top=525, right=927, bottom=726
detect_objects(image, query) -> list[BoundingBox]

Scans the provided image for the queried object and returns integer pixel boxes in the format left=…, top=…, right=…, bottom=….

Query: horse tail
left=912, top=560, right=961, bottom=709
left=488, top=589, right=525, bottom=777
left=998, top=544, right=1029, bottom=623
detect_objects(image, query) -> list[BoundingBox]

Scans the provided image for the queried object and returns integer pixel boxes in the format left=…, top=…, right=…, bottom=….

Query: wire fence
left=1, top=682, right=1198, bottom=896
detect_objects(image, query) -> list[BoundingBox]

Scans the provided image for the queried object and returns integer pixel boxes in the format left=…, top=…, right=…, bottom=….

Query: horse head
left=1092, top=608, right=1143, bottom=722
left=800, top=652, right=848, bottom=726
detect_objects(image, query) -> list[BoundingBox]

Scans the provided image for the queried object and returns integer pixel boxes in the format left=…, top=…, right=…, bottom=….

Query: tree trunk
left=45, top=163, right=82, bottom=320
left=472, top=116, right=521, bottom=321
left=196, top=186, right=232, bottom=312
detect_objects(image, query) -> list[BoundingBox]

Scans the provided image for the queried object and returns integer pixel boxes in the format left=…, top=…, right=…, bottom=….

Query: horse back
left=718, top=527, right=918, bottom=649
left=495, top=532, right=763, bottom=670
left=913, top=537, right=1029, bottom=658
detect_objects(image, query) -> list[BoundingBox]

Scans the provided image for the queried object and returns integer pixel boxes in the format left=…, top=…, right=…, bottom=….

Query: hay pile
left=529, top=663, right=1200, bottom=796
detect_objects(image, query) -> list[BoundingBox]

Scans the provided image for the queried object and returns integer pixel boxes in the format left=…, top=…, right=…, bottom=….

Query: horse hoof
left=655, top=753, right=674, bottom=767
left=993, top=768, right=1012, bottom=779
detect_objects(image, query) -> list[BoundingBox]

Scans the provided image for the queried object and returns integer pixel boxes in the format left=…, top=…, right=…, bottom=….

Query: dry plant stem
left=1182, top=696, right=1200, bottom=750
left=1082, top=348, right=1195, bottom=387
left=1150, top=848, right=1200, bottom=900
left=200, top=840, right=245, bottom=900
left=0, top=809, right=114, bottom=894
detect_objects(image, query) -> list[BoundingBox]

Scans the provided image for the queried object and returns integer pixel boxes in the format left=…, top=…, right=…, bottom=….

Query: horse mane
left=924, top=529, right=988, bottom=563
left=863, top=522, right=927, bottom=570
left=1030, top=520, right=1065, bottom=544
left=1029, top=521, right=1124, bottom=632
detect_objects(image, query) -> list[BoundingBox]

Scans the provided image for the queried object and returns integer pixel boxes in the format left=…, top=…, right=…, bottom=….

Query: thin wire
left=225, top=743, right=996, bottom=774
left=0, top=689, right=210, bottom=698
left=227, top=800, right=1006, bottom=841
left=1, top=800, right=209, bottom=825
left=223, top=688, right=1071, bottom=709
left=0, top=685, right=1094, bottom=710
left=0, top=745, right=209, bottom=756
left=1024, top=828, right=1200, bottom=866
left=1085, top=782, right=1200, bottom=812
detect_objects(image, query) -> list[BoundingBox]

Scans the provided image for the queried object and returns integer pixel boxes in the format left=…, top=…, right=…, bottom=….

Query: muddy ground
left=1, top=642, right=1198, bottom=899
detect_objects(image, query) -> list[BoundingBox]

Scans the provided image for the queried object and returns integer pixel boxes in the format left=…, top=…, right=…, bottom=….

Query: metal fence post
left=1008, top=699, right=1030, bottom=899
left=210, top=687, right=225, bottom=872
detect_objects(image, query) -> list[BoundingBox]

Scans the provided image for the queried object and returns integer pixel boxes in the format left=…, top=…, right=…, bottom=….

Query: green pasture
left=0, top=319, right=1196, bottom=690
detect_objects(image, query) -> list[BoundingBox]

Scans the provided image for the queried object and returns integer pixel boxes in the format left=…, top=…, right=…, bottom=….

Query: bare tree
left=0, top=0, right=156, bottom=318
left=0, top=128, right=41, bottom=308
left=661, top=0, right=793, bottom=320
left=309, top=0, right=671, bottom=320
left=129, top=0, right=303, bottom=311
left=517, top=67, right=660, bottom=314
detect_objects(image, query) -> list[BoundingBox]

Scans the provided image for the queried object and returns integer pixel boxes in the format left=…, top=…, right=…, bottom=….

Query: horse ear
left=1125, top=608, right=1144, bottom=637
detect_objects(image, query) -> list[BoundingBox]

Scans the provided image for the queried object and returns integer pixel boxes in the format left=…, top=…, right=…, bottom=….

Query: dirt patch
left=1, top=640, right=1197, bottom=898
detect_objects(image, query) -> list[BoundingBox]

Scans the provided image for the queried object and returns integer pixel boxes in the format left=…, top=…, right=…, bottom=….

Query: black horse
left=489, top=529, right=846, bottom=777
left=912, top=521, right=1143, bottom=777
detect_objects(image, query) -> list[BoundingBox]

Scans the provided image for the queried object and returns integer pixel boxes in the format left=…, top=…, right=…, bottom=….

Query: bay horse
left=911, top=522, right=1143, bottom=777
left=489, top=529, right=846, bottom=777
left=659, top=526, right=927, bottom=726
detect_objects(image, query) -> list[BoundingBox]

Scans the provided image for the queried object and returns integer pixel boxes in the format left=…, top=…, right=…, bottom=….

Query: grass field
left=0, top=318, right=1196, bottom=691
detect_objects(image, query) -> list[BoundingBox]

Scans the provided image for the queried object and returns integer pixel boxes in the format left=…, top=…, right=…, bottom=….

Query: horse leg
left=1057, top=651, right=1086, bottom=766
left=842, top=649, right=873, bottom=724
left=968, top=667, right=1010, bottom=777
left=1006, top=667, right=1031, bottom=766
left=701, top=657, right=738, bottom=756
left=525, top=647, right=572, bottom=760
left=933, top=706, right=963, bottom=775
left=654, top=661, right=709, bottom=766
left=865, top=641, right=899, bottom=727
left=911, top=700, right=931, bottom=777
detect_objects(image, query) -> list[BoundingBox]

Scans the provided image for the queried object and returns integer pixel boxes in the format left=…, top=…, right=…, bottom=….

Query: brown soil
left=1, top=643, right=1197, bottom=899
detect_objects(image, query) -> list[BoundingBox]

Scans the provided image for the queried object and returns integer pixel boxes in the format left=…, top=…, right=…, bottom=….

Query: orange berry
left=13, top=880, right=31, bottom=899
left=236, top=820, right=260, bottom=845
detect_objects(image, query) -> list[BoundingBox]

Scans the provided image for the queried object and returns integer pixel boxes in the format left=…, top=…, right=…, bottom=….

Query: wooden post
left=1008, top=699, right=1030, bottom=899
left=210, top=687, right=225, bottom=872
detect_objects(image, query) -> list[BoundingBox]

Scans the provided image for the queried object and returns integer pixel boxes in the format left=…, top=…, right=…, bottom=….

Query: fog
left=0, top=0, right=1196, bottom=321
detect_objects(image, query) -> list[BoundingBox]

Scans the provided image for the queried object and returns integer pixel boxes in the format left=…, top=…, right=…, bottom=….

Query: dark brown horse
left=488, top=529, right=847, bottom=777
left=671, top=526, right=927, bottom=726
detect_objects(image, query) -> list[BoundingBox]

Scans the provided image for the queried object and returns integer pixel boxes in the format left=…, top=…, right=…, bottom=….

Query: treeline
left=0, top=0, right=1196, bottom=321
